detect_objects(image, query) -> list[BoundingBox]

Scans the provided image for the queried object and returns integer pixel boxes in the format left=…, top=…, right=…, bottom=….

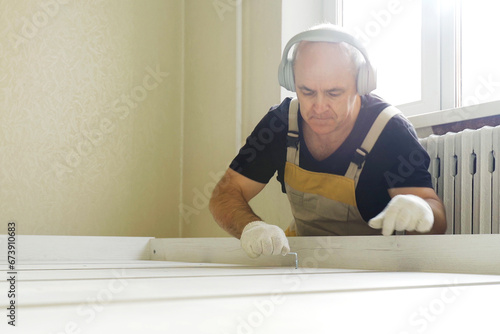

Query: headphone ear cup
left=283, top=60, right=296, bottom=92
left=356, top=63, right=369, bottom=96
left=356, top=62, right=377, bottom=95
left=367, top=65, right=377, bottom=94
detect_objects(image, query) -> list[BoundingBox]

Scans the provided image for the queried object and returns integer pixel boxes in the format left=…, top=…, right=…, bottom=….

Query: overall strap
left=286, top=98, right=300, bottom=165
left=345, top=105, right=402, bottom=181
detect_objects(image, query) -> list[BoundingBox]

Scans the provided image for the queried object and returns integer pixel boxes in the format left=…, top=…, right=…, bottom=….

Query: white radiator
left=420, top=126, right=500, bottom=234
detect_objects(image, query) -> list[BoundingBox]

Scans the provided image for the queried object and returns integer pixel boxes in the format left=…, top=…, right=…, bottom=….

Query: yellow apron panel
left=284, top=162, right=357, bottom=207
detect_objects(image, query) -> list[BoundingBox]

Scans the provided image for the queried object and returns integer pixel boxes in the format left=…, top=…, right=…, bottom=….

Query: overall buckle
left=286, top=131, right=299, bottom=148
left=352, top=148, right=368, bottom=169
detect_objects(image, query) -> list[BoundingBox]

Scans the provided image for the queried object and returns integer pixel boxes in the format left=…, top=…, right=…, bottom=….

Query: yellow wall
left=1, top=0, right=289, bottom=238
left=0, top=0, right=182, bottom=237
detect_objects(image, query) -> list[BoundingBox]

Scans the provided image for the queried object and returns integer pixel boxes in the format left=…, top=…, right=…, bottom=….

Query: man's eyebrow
left=297, top=86, right=345, bottom=93
left=297, top=85, right=314, bottom=91
left=325, top=87, right=344, bottom=93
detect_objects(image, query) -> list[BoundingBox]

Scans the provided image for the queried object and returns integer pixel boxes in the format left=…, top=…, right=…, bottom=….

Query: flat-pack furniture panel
left=150, top=235, right=500, bottom=275
left=0, top=235, right=152, bottom=262
left=2, top=259, right=500, bottom=334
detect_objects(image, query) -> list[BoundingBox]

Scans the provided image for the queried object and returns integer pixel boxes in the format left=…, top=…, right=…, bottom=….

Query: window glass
left=461, top=1, right=500, bottom=106
left=343, top=0, right=422, bottom=106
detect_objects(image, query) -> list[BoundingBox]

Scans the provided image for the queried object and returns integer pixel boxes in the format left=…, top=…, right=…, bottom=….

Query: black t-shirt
left=230, top=95, right=432, bottom=222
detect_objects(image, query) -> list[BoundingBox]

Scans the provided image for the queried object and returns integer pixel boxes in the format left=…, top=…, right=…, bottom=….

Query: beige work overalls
left=284, top=98, right=401, bottom=236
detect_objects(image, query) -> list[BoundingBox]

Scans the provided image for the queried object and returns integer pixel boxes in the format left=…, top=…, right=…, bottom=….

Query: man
left=209, top=24, right=446, bottom=258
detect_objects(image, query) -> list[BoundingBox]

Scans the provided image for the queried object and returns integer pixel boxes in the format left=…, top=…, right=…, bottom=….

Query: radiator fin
left=420, top=125, right=500, bottom=234
left=493, top=127, right=500, bottom=234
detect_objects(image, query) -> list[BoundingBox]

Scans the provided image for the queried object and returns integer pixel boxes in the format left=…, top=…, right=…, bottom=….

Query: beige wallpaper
left=241, top=0, right=294, bottom=235
left=1, top=0, right=287, bottom=238
left=0, top=0, right=182, bottom=237
left=180, top=0, right=290, bottom=237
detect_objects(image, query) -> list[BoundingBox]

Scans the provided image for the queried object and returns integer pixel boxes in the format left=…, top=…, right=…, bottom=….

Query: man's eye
left=302, top=91, right=314, bottom=96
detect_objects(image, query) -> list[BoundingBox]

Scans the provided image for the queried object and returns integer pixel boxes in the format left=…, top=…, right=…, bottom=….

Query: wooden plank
left=8, top=284, right=499, bottom=334
left=0, top=260, right=213, bottom=271
left=2, top=270, right=500, bottom=333
left=2, top=234, right=500, bottom=275
left=0, top=261, right=362, bottom=282
left=2, top=268, right=499, bottom=308
left=1, top=262, right=357, bottom=281
left=0, top=235, right=153, bottom=262
left=150, top=235, right=500, bottom=275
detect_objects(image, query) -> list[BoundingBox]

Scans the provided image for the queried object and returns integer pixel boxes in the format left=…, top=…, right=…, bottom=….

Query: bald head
left=292, top=41, right=363, bottom=86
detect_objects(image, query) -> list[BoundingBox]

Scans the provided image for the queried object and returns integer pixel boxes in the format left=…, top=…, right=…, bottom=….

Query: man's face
left=294, top=42, right=360, bottom=137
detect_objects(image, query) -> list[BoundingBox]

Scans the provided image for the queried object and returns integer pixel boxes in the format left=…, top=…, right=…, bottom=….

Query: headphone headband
left=278, top=25, right=377, bottom=95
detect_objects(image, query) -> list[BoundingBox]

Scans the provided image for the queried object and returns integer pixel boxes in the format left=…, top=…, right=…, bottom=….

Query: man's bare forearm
left=209, top=177, right=261, bottom=239
left=426, top=197, right=447, bottom=234
left=406, top=197, right=447, bottom=235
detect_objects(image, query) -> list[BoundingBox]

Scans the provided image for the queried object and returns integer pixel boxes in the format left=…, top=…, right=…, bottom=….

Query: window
left=282, top=0, right=500, bottom=118
left=342, top=0, right=500, bottom=115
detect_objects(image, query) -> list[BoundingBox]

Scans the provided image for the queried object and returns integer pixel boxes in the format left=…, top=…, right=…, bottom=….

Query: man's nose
left=313, top=93, right=328, bottom=113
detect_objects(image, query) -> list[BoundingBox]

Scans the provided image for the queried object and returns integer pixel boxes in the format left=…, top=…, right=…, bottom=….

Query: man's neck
left=302, top=96, right=361, bottom=161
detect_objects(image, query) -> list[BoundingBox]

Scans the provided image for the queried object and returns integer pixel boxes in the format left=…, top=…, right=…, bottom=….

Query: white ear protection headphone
left=278, top=25, right=377, bottom=95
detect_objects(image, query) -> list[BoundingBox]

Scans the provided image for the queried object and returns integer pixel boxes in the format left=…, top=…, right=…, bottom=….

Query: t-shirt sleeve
left=229, top=100, right=288, bottom=184
left=373, top=114, right=433, bottom=189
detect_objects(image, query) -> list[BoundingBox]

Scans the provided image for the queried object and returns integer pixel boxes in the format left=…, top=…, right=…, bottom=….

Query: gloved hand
left=240, top=221, right=290, bottom=258
left=368, top=194, right=434, bottom=236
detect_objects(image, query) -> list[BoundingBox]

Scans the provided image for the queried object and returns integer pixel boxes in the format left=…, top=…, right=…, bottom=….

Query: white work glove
left=368, top=194, right=434, bottom=236
left=240, top=221, right=290, bottom=258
